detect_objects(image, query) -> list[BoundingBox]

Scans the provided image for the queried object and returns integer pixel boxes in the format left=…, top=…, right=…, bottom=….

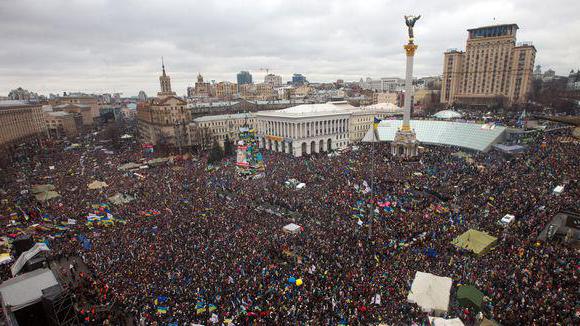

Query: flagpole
left=368, top=117, right=378, bottom=241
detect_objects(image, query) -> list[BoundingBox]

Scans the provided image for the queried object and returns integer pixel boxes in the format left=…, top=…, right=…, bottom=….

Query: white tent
left=407, top=271, right=452, bottom=315
left=552, top=185, right=564, bottom=195
left=118, top=162, right=141, bottom=171
left=31, top=184, right=55, bottom=194
left=34, top=191, right=60, bottom=202
left=108, top=193, right=136, bottom=205
left=428, top=316, right=465, bottom=326
left=500, top=214, right=515, bottom=225
left=87, top=180, right=108, bottom=190
left=282, top=223, right=302, bottom=234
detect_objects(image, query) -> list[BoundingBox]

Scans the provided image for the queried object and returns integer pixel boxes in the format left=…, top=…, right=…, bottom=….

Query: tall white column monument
left=391, top=15, right=421, bottom=157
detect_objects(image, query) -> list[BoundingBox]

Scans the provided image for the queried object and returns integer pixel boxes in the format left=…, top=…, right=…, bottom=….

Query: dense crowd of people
left=0, top=125, right=578, bottom=325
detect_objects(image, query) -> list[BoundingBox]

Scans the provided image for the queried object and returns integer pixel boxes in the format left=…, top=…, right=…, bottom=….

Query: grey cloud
left=0, top=0, right=578, bottom=96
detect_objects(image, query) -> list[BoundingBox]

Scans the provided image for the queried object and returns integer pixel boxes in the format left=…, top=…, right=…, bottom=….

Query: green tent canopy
left=451, top=229, right=497, bottom=255
left=457, top=284, right=484, bottom=311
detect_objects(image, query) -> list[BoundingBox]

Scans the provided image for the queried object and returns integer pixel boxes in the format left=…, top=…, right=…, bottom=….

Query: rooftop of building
left=46, top=111, right=71, bottom=117
left=53, top=103, right=91, bottom=109
left=361, top=102, right=402, bottom=112
left=0, top=100, right=37, bottom=108
left=467, top=23, right=518, bottom=31
left=193, top=112, right=255, bottom=123
left=56, top=94, right=98, bottom=99
left=363, top=119, right=506, bottom=152
left=153, top=96, right=187, bottom=105
left=276, top=101, right=354, bottom=114
left=256, top=101, right=402, bottom=118
left=248, top=99, right=310, bottom=105
left=189, top=101, right=240, bottom=108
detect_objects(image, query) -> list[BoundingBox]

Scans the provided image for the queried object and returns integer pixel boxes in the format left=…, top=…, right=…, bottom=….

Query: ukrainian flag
left=373, top=117, right=382, bottom=129
left=157, top=306, right=168, bottom=314
left=195, top=302, right=217, bottom=314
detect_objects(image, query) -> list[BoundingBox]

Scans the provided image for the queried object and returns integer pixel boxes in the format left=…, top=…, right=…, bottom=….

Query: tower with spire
left=158, top=57, right=176, bottom=97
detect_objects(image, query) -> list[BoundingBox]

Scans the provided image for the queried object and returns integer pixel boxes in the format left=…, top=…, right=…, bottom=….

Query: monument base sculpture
left=391, top=129, right=418, bottom=157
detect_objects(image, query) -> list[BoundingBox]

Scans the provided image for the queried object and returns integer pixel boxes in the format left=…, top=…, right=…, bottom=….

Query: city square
left=0, top=1, right=579, bottom=325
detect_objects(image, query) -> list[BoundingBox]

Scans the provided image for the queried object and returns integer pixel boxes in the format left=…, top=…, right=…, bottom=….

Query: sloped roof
left=362, top=102, right=402, bottom=112
left=87, top=180, right=108, bottom=190
left=53, top=103, right=90, bottom=110
left=194, top=113, right=254, bottom=123
left=155, top=96, right=187, bottom=105
left=407, top=271, right=452, bottom=314
left=11, top=243, right=50, bottom=276
left=457, top=284, right=484, bottom=310
left=452, top=229, right=497, bottom=255
left=0, top=268, right=59, bottom=310
left=257, top=101, right=355, bottom=118
left=0, top=100, right=33, bottom=108
left=46, top=111, right=71, bottom=117
left=278, top=101, right=354, bottom=114
left=282, top=223, right=302, bottom=233
left=362, top=120, right=506, bottom=152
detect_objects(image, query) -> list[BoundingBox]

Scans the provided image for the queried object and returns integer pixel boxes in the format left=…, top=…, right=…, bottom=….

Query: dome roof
left=433, top=110, right=462, bottom=119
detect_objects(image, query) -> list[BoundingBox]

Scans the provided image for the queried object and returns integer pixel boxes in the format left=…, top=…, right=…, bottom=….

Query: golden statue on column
left=391, top=14, right=420, bottom=157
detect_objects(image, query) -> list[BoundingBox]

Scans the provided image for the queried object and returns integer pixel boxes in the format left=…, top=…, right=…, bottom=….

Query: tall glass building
left=292, top=73, right=307, bottom=85
left=237, top=71, right=253, bottom=90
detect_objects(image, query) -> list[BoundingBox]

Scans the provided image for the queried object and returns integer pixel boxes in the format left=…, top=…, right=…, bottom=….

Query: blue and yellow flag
left=195, top=302, right=217, bottom=314
left=373, top=117, right=382, bottom=129
left=157, top=306, right=168, bottom=314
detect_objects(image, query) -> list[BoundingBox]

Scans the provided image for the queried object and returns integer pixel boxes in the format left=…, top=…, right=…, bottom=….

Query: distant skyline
left=1, top=0, right=579, bottom=97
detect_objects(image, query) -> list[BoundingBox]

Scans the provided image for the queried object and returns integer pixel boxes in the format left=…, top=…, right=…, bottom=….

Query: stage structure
left=235, top=127, right=265, bottom=175
left=392, top=15, right=421, bottom=157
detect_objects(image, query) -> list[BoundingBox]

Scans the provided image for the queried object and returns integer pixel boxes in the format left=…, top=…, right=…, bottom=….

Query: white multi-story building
left=256, top=101, right=401, bottom=157
left=264, top=74, right=283, bottom=87
left=361, top=77, right=406, bottom=92
left=349, top=102, right=400, bottom=142
left=189, top=113, right=256, bottom=147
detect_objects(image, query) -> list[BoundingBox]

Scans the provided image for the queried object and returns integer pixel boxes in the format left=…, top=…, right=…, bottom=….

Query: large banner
left=236, top=145, right=249, bottom=167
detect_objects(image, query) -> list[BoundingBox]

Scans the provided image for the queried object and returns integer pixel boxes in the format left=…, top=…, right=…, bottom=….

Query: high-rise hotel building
left=441, top=24, right=536, bottom=106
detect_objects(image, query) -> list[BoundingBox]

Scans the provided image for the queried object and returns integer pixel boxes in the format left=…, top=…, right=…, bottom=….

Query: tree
left=208, top=139, right=224, bottom=164
left=102, top=122, right=121, bottom=149
left=223, top=136, right=235, bottom=157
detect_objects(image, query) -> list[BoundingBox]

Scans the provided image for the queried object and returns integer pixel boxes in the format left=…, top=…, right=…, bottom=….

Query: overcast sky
left=1, top=0, right=578, bottom=97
